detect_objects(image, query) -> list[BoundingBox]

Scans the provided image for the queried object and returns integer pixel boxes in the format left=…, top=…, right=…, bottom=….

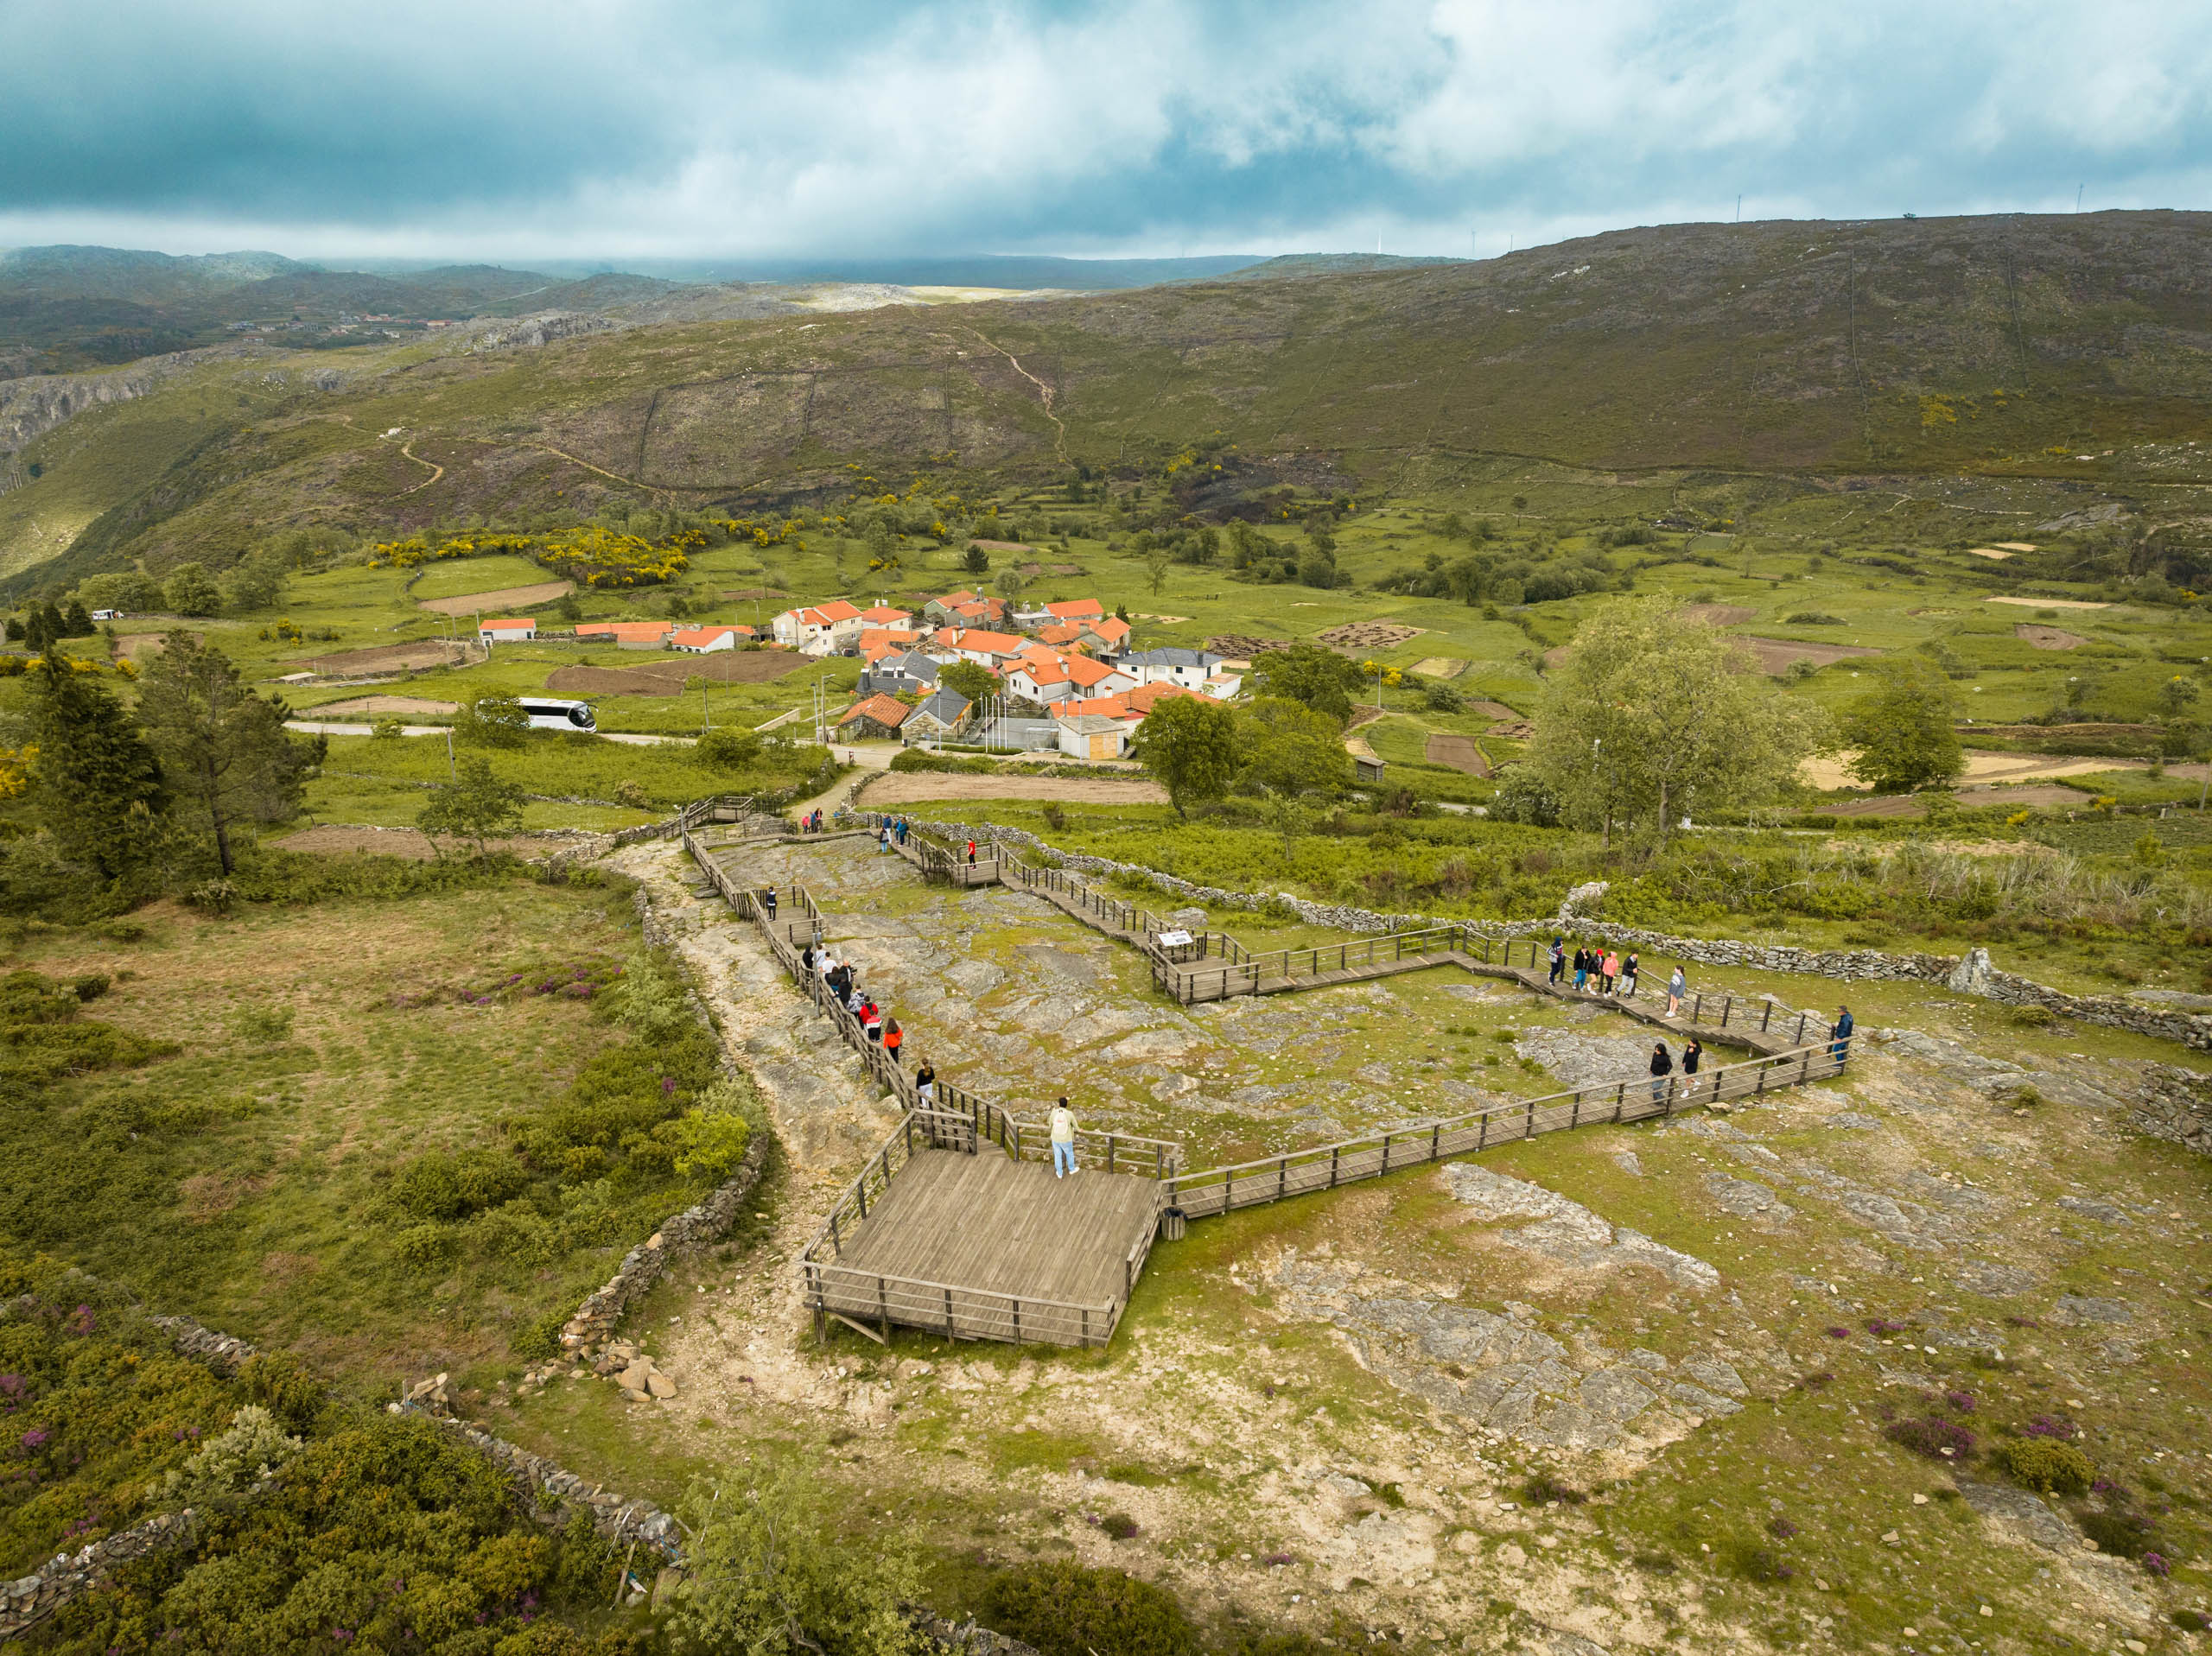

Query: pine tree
left=29, top=649, right=166, bottom=883
left=135, top=632, right=320, bottom=875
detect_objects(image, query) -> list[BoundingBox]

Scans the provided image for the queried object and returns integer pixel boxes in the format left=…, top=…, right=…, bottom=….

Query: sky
left=5, top=0, right=2212, bottom=263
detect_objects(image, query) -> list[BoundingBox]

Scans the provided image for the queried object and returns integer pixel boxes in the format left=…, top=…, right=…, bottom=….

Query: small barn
left=836, top=694, right=913, bottom=742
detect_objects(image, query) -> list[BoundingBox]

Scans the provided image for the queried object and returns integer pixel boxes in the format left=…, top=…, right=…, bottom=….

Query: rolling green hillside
left=6, top=212, right=2212, bottom=593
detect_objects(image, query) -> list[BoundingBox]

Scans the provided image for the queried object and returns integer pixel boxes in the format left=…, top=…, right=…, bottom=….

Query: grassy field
left=0, top=875, right=722, bottom=1395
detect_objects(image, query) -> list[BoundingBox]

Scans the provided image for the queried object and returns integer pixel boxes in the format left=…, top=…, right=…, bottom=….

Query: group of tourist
left=798, top=938, right=908, bottom=1069
left=797, top=809, right=830, bottom=834
left=1546, top=937, right=1646, bottom=1000
left=876, top=817, right=914, bottom=853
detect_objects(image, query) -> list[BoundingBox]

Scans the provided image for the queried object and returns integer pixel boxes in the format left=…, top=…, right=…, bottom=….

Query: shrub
left=980, top=1561, right=1201, bottom=1656
left=396, top=1149, right=529, bottom=1221
left=1522, top=1472, right=1585, bottom=1506
left=1098, top=1512, right=1141, bottom=1540
left=1487, top=769, right=1560, bottom=827
left=149, top=1404, right=302, bottom=1507
left=671, top=1469, right=925, bottom=1656
left=1784, top=612, right=1845, bottom=625
left=239, top=1351, right=325, bottom=1434
left=2008, top=1004, right=2054, bottom=1028
left=371, top=715, right=405, bottom=739
left=613, top=778, right=652, bottom=809
left=230, top=1004, right=296, bottom=1044
left=395, top=1222, right=458, bottom=1271
left=1883, top=1415, right=1975, bottom=1460
left=513, top=1306, right=571, bottom=1362
left=2079, top=1506, right=2160, bottom=1560
left=695, top=727, right=762, bottom=771
left=1996, top=1437, right=2093, bottom=1495
left=669, top=1104, right=753, bottom=1183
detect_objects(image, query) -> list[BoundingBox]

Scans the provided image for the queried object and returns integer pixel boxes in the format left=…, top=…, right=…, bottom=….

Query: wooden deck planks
left=832, top=1149, right=1159, bottom=1308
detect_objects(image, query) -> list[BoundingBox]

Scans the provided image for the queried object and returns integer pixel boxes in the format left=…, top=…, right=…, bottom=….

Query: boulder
left=646, top=1372, right=678, bottom=1399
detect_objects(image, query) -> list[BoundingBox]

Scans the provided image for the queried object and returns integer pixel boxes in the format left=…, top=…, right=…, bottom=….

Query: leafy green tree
left=29, top=648, right=167, bottom=885
left=219, top=548, right=289, bottom=613
left=938, top=660, right=999, bottom=703
left=1133, top=694, right=1238, bottom=817
left=163, top=562, right=222, bottom=617
left=2160, top=674, right=2201, bottom=716
left=696, top=726, right=763, bottom=771
left=60, top=600, right=94, bottom=638
left=39, top=601, right=67, bottom=644
left=1145, top=545, right=1173, bottom=596
left=671, top=1469, right=926, bottom=1656
left=1486, top=768, right=1560, bottom=826
left=1296, top=548, right=1338, bottom=588
left=1236, top=696, right=1350, bottom=797
left=1528, top=600, right=1829, bottom=847
left=417, top=755, right=525, bottom=857
left=1247, top=643, right=1359, bottom=723
left=457, top=692, right=530, bottom=748
left=136, top=631, right=322, bottom=874
left=1843, top=657, right=1964, bottom=793
left=962, top=542, right=990, bottom=575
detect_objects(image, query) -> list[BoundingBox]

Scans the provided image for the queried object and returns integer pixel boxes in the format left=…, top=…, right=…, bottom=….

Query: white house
left=478, top=617, right=537, bottom=644
left=771, top=600, right=864, bottom=655
left=1003, top=652, right=1137, bottom=705
left=1117, top=647, right=1223, bottom=689
left=670, top=625, right=741, bottom=653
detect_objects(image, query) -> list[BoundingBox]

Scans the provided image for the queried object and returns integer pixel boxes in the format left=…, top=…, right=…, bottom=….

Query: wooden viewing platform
left=811, top=1128, right=1164, bottom=1347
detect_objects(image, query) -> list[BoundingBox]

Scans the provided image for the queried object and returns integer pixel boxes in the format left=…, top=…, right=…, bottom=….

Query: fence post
left=1478, top=1111, right=1488, bottom=1149
left=1330, top=1145, right=1340, bottom=1187
left=945, top=1287, right=956, bottom=1340
left=878, top=1277, right=890, bottom=1342
left=1612, top=1082, right=1624, bottom=1123
left=1523, top=1095, right=1535, bottom=1138
left=1762, top=1000, right=1773, bottom=1032
left=1721, top=995, right=1732, bottom=1027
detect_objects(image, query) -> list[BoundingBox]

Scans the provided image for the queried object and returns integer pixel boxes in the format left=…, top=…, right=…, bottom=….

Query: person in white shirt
left=1049, top=1098, right=1077, bottom=1178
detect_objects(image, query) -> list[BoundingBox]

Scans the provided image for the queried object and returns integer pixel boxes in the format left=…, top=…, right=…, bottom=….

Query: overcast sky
left=5, top=0, right=2210, bottom=263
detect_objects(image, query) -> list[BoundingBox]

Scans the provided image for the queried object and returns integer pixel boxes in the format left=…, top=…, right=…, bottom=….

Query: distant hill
left=10, top=212, right=2212, bottom=594
left=469, top=254, right=1274, bottom=289
left=1222, top=253, right=1466, bottom=280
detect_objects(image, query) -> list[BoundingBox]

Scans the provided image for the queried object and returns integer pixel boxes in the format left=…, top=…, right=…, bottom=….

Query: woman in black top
left=914, top=1058, right=938, bottom=1105
left=1649, top=1041, right=1674, bottom=1103
left=1681, top=1037, right=1702, bottom=1099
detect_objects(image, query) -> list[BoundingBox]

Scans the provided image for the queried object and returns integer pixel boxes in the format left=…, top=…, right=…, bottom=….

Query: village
left=472, top=588, right=1244, bottom=761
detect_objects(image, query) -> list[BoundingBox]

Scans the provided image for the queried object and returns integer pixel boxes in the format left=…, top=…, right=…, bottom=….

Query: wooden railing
left=804, top=1251, right=1122, bottom=1348
left=1154, top=923, right=1474, bottom=1002
left=683, top=825, right=1180, bottom=1228
left=1163, top=1039, right=1848, bottom=1219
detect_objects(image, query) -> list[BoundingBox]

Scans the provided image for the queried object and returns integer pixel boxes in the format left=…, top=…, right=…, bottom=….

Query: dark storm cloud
left=3, top=0, right=2209, bottom=259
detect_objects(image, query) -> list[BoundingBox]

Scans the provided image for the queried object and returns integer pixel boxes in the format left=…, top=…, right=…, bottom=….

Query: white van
left=518, top=697, right=597, bottom=732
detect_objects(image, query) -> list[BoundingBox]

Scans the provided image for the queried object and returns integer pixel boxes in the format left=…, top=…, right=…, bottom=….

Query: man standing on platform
left=1050, top=1097, right=1078, bottom=1178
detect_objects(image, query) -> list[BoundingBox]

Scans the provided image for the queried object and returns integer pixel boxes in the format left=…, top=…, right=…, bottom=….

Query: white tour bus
left=518, top=696, right=598, bottom=733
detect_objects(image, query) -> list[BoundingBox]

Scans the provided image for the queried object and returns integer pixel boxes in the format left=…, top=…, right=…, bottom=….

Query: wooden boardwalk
left=684, top=820, right=1854, bottom=1346
left=817, top=1146, right=1161, bottom=1346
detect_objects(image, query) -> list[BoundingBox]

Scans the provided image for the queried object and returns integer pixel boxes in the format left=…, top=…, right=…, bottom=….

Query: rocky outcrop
left=145, top=1312, right=257, bottom=1373
left=2132, top=1065, right=2212, bottom=1157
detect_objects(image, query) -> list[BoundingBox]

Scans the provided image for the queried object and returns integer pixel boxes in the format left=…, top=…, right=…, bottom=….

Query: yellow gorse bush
left=367, top=517, right=806, bottom=587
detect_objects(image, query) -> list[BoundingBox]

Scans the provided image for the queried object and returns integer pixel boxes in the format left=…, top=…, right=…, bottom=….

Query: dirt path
left=1802, top=748, right=2145, bottom=790
left=397, top=441, right=443, bottom=493
left=854, top=772, right=1167, bottom=808
left=967, top=328, right=1068, bottom=464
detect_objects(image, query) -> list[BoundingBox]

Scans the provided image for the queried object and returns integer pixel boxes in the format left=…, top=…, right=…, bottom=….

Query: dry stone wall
left=0, top=1511, right=202, bottom=1640
left=907, top=820, right=2212, bottom=1052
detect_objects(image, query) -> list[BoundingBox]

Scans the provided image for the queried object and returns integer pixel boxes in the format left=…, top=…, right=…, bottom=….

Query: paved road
left=285, top=720, right=690, bottom=747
